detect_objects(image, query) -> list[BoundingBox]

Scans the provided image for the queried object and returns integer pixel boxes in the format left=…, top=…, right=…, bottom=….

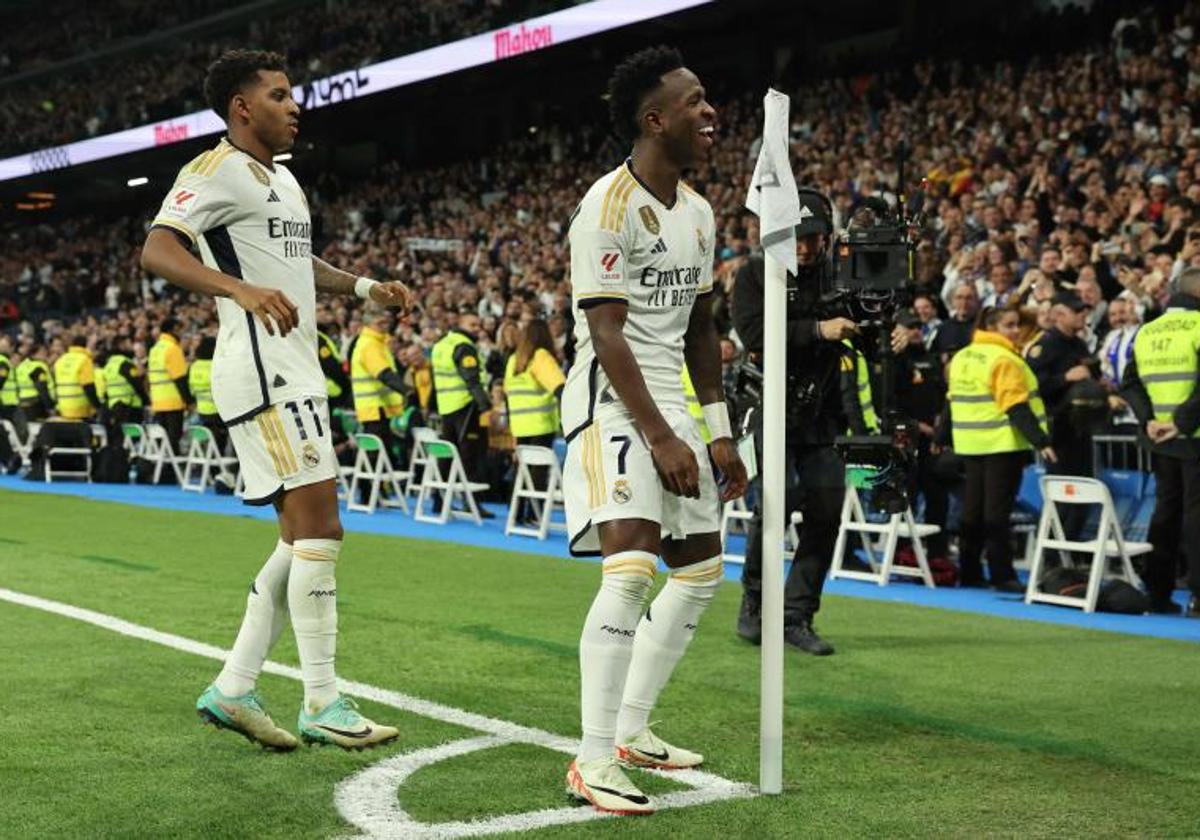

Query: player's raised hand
left=232, top=284, right=299, bottom=337
left=709, top=437, right=748, bottom=502
left=370, top=280, right=415, bottom=313
left=650, top=433, right=701, bottom=499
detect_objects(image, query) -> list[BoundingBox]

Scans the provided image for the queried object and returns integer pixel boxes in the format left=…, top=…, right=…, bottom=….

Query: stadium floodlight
left=744, top=89, right=803, bottom=797
left=272, top=153, right=293, bottom=162
left=126, top=177, right=149, bottom=187
left=0, top=0, right=712, bottom=183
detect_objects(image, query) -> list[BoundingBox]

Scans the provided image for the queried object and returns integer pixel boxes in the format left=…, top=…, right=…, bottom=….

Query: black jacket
left=732, top=256, right=846, bottom=445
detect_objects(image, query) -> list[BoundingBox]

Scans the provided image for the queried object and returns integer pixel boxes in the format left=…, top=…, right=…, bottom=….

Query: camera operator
left=731, top=187, right=906, bottom=656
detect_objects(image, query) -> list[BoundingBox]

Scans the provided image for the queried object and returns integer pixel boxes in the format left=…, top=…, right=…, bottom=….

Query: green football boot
left=196, top=684, right=298, bottom=751
left=297, top=695, right=399, bottom=750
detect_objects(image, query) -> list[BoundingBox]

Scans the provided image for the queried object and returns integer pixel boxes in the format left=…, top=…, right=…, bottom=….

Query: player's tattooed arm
left=586, top=302, right=700, bottom=498
left=312, top=257, right=414, bottom=311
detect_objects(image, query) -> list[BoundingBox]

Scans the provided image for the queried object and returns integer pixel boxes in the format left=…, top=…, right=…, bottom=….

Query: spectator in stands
left=935, top=283, right=979, bottom=361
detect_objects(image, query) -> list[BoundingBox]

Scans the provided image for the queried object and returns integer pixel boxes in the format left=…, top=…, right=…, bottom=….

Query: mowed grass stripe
left=2, top=489, right=1199, bottom=837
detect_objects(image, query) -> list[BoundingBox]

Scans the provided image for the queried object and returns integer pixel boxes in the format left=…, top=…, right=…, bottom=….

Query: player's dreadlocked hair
left=204, top=49, right=288, bottom=120
left=606, top=45, right=684, bottom=143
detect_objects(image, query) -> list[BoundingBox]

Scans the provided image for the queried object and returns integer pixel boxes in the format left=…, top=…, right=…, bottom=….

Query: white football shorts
left=229, top=397, right=337, bottom=506
left=564, top=403, right=719, bottom=556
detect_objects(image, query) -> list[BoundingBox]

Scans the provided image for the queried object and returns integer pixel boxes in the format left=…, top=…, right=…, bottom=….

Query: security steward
left=1121, top=266, right=1200, bottom=617
left=681, top=364, right=711, bottom=443
left=189, top=335, right=227, bottom=454
left=840, top=339, right=879, bottom=435
left=53, top=332, right=103, bottom=421
left=148, top=318, right=192, bottom=453
left=351, top=305, right=407, bottom=456
left=0, top=336, right=18, bottom=427
left=945, top=306, right=1056, bottom=591
left=102, top=338, right=148, bottom=426
left=1026, top=291, right=1097, bottom=546
left=318, top=324, right=352, bottom=410
left=504, top=319, right=565, bottom=524
left=432, top=311, right=492, bottom=491
left=16, top=345, right=56, bottom=423
left=731, top=187, right=906, bottom=655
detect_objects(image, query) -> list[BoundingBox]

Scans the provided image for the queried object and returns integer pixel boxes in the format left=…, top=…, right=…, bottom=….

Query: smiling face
left=642, top=67, right=716, bottom=169
left=232, top=70, right=300, bottom=154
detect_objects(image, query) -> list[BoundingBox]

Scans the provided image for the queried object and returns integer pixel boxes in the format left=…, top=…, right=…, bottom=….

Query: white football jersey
left=563, top=159, right=716, bottom=440
left=151, top=138, right=325, bottom=424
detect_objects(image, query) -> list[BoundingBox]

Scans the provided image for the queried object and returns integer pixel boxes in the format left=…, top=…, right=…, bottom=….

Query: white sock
left=577, top=550, right=656, bottom=763
left=616, top=557, right=722, bottom=743
left=288, top=538, right=341, bottom=714
left=214, top=540, right=292, bottom=697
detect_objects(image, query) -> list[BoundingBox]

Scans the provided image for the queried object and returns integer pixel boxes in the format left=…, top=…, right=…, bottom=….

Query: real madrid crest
left=696, top=227, right=708, bottom=254
left=302, top=442, right=321, bottom=469
left=247, top=161, right=271, bottom=186
left=638, top=205, right=660, bottom=235
left=612, top=479, right=632, bottom=505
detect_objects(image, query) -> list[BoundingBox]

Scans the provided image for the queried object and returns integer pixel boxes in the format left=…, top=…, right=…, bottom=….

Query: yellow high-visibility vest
left=432, top=331, right=474, bottom=415
left=1132, top=308, right=1200, bottom=437
left=948, top=340, right=1047, bottom=454
left=16, top=359, right=55, bottom=404
left=54, top=347, right=95, bottom=420
left=504, top=351, right=559, bottom=438
left=149, top=335, right=186, bottom=411
left=189, top=359, right=216, bottom=416
left=350, top=326, right=404, bottom=422
left=681, top=364, right=711, bottom=444
left=318, top=331, right=344, bottom=399
left=102, top=354, right=142, bottom=408
left=0, top=353, right=17, bottom=407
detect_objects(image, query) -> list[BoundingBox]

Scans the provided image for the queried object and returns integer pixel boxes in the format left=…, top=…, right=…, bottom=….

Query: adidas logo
left=598, top=389, right=615, bottom=404
left=650, top=238, right=668, bottom=254
left=267, top=189, right=280, bottom=202
left=272, top=374, right=287, bottom=387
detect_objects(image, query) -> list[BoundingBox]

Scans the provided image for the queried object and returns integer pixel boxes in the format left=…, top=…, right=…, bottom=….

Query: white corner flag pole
left=745, top=88, right=801, bottom=796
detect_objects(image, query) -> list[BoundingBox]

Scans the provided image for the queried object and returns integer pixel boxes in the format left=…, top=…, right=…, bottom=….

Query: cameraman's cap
left=898, top=310, right=921, bottom=328
left=795, top=187, right=832, bottom=236
left=1053, top=290, right=1089, bottom=311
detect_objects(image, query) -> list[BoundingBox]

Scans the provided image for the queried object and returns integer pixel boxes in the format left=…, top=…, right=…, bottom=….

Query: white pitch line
left=0, top=586, right=757, bottom=838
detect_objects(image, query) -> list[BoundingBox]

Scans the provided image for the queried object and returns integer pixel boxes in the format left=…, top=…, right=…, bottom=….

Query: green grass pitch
left=1, top=488, right=1197, bottom=838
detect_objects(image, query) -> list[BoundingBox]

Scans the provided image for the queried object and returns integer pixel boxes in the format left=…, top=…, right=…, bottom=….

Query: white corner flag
left=743, top=88, right=800, bottom=797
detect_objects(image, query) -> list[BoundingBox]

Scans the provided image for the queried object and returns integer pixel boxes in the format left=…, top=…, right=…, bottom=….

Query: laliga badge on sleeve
left=737, top=433, right=758, bottom=482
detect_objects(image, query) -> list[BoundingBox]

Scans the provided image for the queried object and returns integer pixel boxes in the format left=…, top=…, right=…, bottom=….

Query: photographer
left=731, top=188, right=905, bottom=656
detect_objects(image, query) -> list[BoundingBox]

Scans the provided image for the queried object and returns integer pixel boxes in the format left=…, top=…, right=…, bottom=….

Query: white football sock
left=616, top=556, right=722, bottom=743
left=214, top=540, right=292, bottom=698
left=577, top=550, right=656, bottom=763
left=288, top=538, right=341, bottom=714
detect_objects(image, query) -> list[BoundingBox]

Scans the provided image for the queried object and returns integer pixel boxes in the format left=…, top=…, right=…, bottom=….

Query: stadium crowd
left=3, top=1, right=1200, bottom=605
left=0, top=0, right=571, bottom=157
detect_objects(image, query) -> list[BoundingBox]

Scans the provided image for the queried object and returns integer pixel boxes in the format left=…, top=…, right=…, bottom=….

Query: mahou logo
left=494, top=23, right=553, bottom=60
left=154, top=122, right=190, bottom=146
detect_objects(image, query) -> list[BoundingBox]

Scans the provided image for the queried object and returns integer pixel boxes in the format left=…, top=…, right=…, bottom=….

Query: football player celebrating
left=142, top=50, right=411, bottom=751
left=561, top=46, right=747, bottom=814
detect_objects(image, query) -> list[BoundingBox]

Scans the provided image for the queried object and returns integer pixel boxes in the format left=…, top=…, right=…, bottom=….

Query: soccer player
left=141, top=50, right=412, bottom=751
left=562, top=46, right=747, bottom=814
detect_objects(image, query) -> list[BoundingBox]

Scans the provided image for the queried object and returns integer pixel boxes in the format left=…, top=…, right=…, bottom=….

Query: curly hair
left=203, top=49, right=288, bottom=120
left=606, top=45, right=684, bottom=143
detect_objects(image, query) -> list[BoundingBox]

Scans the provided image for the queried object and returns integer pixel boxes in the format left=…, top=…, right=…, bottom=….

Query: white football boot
left=615, top=726, right=703, bottom=770
left=566, top=755, right=654, bottom=815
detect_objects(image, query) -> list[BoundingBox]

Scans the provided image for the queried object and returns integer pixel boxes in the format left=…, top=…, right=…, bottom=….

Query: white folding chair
left=505, top=445, right=566, bottom=539
left=120, top=423, right=148, bottom=459
left=413, top=437, right=489, bottom=525
left=1, top=418, right=32, bottom=471
left=721, top=500, right=800, bottom=566
left=142, top=422, right=185, bottom=486
left=1025, top=476, right=1149, bottom=613
left=829, top=485, right=937, bottom=588
left=345, top=433, right=410, bottom=514
left=180, top=425, right=239, bottom=493
left=406, top=426, right=439, bottom=498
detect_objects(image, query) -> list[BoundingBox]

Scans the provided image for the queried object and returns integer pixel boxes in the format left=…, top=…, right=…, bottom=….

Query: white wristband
left=702, top=401, right=733, bottom=441
left=354, top=276, right=378, bottom=300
